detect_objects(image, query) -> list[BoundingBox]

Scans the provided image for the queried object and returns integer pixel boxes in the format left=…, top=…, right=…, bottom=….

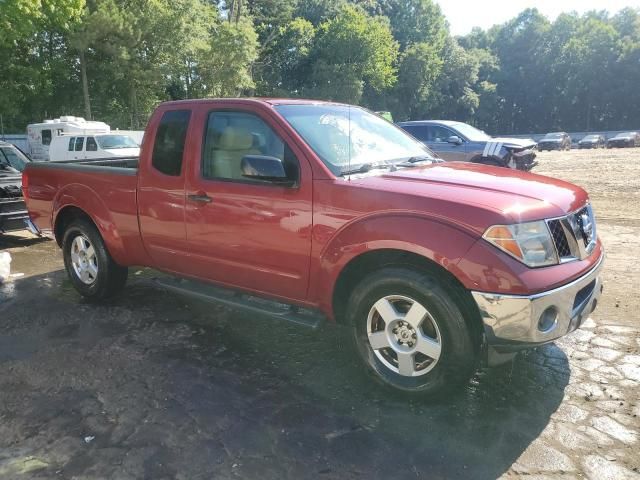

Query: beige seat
left=210, top=126, right=260, bottom=180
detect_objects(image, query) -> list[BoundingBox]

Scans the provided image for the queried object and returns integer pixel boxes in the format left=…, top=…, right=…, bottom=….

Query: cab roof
left=159, top=97, right=348, bottom=108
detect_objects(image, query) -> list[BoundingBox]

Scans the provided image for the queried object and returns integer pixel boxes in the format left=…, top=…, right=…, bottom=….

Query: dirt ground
left=534, top=148, right=640, bottom=327
left=0, top=148, right=639, bottom=479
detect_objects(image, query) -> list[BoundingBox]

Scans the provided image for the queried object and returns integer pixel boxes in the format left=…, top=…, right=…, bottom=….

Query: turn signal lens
left=483, top=221, right=559, bottom=267
left=483, top=225, right=524, bottom=260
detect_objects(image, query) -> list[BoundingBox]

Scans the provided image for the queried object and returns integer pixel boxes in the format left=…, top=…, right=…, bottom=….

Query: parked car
left=0, top=141, right=31, bottom=234
left=48, top=133, right=140, bottom=162
left=606, top=131, right=640, bottom=148
left=578, top=134, right=606, bottom=149
left=537, top=132, right=572, bottom=151
left=396, top=120, right=537, bottom=171
left=23, top=98, right=604, bottom=397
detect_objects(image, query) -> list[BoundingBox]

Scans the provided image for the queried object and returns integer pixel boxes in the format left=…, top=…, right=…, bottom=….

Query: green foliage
left=196, top=18, right=258, bottom=97
left=1, top=1, right=640, bottom=134
left=392, top=42, right=442, bottom=120
left=377, top=0, right=449, bottom=51
left=256, top=17, right=316, bottom=95
left=305, top=5, right=399, bottom=103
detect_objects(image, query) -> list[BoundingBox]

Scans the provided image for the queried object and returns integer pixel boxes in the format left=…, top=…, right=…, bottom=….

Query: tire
left=346, top=267, right=478, bottom=398
left=483, top=159, right=503, bottom=167
left=62, top=218, right=128, bottom=300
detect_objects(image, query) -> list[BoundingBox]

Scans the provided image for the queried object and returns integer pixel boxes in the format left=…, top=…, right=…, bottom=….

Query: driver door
left=184, top=106, right=313, bottom=301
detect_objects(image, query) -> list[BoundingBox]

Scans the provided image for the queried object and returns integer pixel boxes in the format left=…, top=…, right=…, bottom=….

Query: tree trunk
left=130, top=83, right=138, bottom=129
left=228, top=0, right=234, bottom=23
left=79, top=50, right=92, bottom=120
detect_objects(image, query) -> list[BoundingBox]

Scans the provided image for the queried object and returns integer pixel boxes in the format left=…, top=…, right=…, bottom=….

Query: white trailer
left=26, top=116, right=110, bottom=161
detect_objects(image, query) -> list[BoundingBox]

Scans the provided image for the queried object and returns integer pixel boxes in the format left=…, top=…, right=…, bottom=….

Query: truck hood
left=353, top=162, right=588, bottom=228
left=489, top=137, right=536, bottom=150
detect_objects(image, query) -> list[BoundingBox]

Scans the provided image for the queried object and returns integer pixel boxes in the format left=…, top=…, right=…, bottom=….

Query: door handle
left=188, top=193, right=213, bottom=204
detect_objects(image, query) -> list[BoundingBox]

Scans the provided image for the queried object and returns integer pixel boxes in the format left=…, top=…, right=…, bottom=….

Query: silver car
left=397, top=120, right=538, bottom=171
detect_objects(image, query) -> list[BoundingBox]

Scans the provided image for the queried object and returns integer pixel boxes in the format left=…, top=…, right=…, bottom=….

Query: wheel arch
left=54, top=205, right=97, bottom=246
left=331, top=248, right=484, bottom=350
left=52, top=185, right=127, bottom=264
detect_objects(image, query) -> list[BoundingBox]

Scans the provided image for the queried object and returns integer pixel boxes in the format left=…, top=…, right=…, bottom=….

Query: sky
left=435, top=0, right=640, bottom=35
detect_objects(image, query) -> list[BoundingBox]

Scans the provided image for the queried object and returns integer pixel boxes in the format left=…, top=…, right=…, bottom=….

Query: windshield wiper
left=340, top=162, right=394, bottom=176
left=404, top=155, right=435, bottom=163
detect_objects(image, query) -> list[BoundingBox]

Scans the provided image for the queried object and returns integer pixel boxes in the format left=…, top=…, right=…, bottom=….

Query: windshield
left=543, top=133, right=563, bottom=140
left=274, top=104, right=434, bottom=175
left=95, top=135, right=139, bottom=149
left=582, top=135, right=599, bottom=141
left=450, top=122, right=491, bottom=142
left=615, top=132, right=634, bottom=138
left=0, top=145, right=30, bottom=173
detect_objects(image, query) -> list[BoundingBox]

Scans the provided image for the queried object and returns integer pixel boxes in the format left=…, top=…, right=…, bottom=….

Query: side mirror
left=447, top=135, right=463, bottom=145
left=241, top=155, right=294, bottom=185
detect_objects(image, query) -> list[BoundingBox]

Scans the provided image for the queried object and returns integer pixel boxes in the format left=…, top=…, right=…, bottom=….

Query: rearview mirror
left=241, top=155, right=294, bottom=185
left=447, top=135, right=463, bottom=145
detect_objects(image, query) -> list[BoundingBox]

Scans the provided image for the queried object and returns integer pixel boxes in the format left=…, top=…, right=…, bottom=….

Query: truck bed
left=3, top=157, right=138, bottom=235
left=23, top=157, right=141, bottom=260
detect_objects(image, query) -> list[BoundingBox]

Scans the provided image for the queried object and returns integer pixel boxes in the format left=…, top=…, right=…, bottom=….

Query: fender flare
left=52, top=183, right=127, bottom=264
left=312, top=213, right=480, bottom=315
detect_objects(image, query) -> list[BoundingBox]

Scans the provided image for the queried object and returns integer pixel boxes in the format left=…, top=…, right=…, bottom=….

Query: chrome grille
left=574, top=206, right=592, bottom=247
left=548, top=219, right=571, bottom=258
left=546, top=204, right=597, bottom=262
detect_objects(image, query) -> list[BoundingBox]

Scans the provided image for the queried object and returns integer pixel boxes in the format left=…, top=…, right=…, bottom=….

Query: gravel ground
left=0, top=148, right=639, bottom=479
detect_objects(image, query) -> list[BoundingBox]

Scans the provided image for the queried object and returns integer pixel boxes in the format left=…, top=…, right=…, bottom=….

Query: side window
left=42, top=129, right=52, bottom=146
left=202, top=111, right=298, bottom=182
left=68, top=138, right=75, bottom=151
left=151, top=110, right=191, bottom=176
left=86, top=137, right=98, bottom=151
left=428, top=126, right=453, bottom=142
left=402, top=125, right=428, bottom=142
left=75, top=137, right=84, bottom=151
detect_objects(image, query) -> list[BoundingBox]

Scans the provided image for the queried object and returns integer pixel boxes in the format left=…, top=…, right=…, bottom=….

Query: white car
left=48, top=133, right=140, bottom=162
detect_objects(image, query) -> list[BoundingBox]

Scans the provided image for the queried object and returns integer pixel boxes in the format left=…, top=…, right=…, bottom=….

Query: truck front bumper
left=471, top=254, right=604, bottom=362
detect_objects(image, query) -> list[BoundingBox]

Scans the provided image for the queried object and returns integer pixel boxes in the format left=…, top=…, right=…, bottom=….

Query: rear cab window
left=68, top=138, right=75, bottom=151
left=152, top=110, right=191, bottom=176
left=74, top=137, right=84, bottom=151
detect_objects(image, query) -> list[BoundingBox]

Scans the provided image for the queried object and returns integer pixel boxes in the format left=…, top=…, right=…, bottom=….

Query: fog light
left=538, top=306, right=558, bottom=333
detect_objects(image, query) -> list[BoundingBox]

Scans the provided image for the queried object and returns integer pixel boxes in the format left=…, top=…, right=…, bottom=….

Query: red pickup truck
left=23, top=98, right=604, bottom=397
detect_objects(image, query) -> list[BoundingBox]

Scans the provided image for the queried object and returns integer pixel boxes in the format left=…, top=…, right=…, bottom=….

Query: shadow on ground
left=0, top=269, right=569, bottom=479
left=0, top=233, right=49, bottom=249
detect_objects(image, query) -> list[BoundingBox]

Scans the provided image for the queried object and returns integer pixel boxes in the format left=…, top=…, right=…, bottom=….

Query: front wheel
left=346, top=267, right=478, bottom=398
left=62, top=219, right=128, bottom=300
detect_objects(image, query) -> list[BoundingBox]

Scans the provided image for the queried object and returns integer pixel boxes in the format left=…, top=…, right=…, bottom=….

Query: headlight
left=483, top=220, right=558, bottom=267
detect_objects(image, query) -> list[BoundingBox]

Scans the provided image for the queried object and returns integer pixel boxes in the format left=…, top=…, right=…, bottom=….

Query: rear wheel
left=62, top=219, right=128, bottom=299
left=346, top=267, right=478, bottom=397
